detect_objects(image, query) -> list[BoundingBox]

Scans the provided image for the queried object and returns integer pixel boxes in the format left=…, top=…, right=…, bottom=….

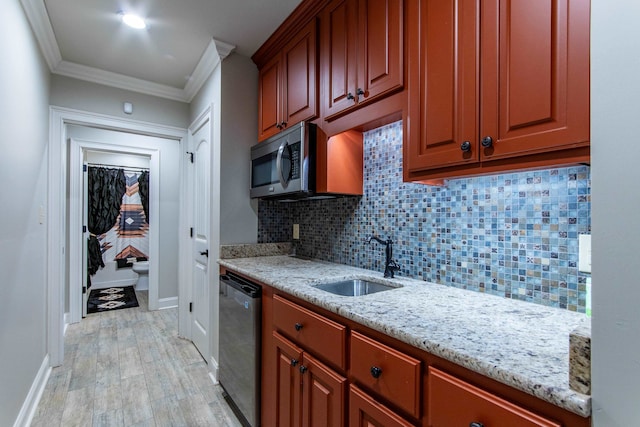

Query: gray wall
left=67, top=125, right=181, bottom=301
left=0, top=0, right=51, bottom=425
left=591, top=0, right=640, bottom=424
left=50, top=74, right=190, bottom=128
left=220, top=54, right=259, bottom=244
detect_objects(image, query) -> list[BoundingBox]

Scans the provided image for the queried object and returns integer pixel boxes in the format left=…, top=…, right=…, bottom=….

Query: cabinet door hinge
left=82, top=286, right=87, bottom=294
left=190, top=227, right=194, bottom=238
left=189, top=302, right=193, bottom=312
left=83, top=225, right=87, bottom=233
left=83, top=164, right=87, bottom=172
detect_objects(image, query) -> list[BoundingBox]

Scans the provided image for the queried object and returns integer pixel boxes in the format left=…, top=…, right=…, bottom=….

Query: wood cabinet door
left=274, top=332, right=304, bottom=427
left=348, top=385, right=414, bottom=427
left=283, top=19, right=318, bottom=128
left=258, top=54, right=283, bottom=141
left=301, top=352, right=346, bottom=427
left=405, top=0, right=480, bottom=173
left=321, top=0, right=359, bottom=119
left=480, top=0, right=590, bottom=161
left=357, top=0, right=404, bottom=106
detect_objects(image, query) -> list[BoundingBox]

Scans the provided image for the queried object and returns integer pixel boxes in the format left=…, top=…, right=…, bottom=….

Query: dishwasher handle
left=220, top=274, right=261, bottom=298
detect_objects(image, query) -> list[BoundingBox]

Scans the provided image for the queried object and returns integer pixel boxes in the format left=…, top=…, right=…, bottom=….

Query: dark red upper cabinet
left=480, top=0, right=590, bottom=161
left=405, top=0, right=590, bottom=181
left=257, top=19, right=318, bottom=142
left=321, top=0, right=404, bottom=121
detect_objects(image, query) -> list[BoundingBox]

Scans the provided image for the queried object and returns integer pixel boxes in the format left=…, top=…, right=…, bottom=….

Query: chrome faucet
left=368, top=236, right=401, bottom=278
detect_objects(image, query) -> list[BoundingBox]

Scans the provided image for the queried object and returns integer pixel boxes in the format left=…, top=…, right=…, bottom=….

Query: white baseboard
left=90, top=279, right=137, bottom=289
left=158, top=296, right=178, bottom=310
left=13, top=354, right=51, bottom=427
left=209, top=356, right=219, bottom=384
left=63, top=312, right=70, bottom=335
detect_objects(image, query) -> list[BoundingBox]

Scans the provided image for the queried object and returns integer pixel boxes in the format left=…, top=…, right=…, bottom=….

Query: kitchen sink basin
left=313, top=279, right=400, bottom=296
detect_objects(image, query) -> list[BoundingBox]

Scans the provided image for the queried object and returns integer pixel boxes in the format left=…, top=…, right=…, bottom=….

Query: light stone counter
left=219, top=255, right=591, bottom=417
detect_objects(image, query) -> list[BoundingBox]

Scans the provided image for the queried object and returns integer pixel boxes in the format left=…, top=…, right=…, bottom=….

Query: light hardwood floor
left=31, top=291, right=243, bottom=427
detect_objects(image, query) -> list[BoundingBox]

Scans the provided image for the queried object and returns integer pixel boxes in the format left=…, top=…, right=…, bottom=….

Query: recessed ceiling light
left=119, top=12, right=147, bottom=29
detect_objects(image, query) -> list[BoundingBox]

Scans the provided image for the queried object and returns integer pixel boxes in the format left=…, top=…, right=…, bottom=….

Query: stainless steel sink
left=313, top=279, right=400, bottom=296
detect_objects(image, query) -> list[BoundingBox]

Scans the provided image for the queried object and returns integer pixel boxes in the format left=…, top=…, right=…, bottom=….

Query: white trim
left=209, top=357, right=219, bottom=384
left=63, top=312, right=70, bottom=335
left=214, top=39, right=236, bottom=60
left=182, top=39, right=235, bottom=102
left=54, top=61, right=187, bottom=102
left=13, top=355, right=51, bottom=427
left=158, top=297, right=179, bottom=310
left=18, top=2, right=233, bottom=102
left=89, top=280, right=137, bottom=289
left=48, top=106, right=187, bottom=367
left=19, top=0, right=62, bottom=70
left=68, top=138, right=160, bottom=322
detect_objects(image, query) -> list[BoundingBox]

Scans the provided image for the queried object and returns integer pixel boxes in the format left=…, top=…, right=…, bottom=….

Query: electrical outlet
left=293, top=224, right=300, bottom=240
left=578, top=234, right=591, bottom=273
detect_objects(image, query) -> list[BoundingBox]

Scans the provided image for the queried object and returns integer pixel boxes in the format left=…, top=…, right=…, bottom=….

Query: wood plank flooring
left=32, top=291, right=243, bottom=427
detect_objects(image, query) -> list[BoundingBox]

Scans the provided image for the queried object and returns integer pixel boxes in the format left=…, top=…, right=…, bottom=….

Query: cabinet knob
left=370, top=366, right=382, bottom=379
left=299, top=365, right=308, bottom=374
left=470, top=423, right=484, bottom=427
left=460, top=141, right=472, bottom=152
left=356, top=88, right=365, bottom=98
left=481, top=136, right=493, bottom=148
left=347, top=92, right=355, bottom=101
left=280, top=121, right=287, bottom=128
left=290, top=359, right=298, bottom=367
left=294, top=323, right=303, bottom=331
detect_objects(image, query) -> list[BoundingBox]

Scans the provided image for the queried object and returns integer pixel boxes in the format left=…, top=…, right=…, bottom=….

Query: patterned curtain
left=87, top=167, right=127, bottom=235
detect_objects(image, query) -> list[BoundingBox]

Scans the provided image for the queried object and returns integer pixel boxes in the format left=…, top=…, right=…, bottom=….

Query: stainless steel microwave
left=250, top=122, right=316, bottom=199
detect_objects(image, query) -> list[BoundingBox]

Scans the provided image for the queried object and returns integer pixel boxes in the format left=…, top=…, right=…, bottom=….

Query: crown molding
left=214, top=39, right=236, bottom=60
left=20, top=0, right=62, bottom=70
left=183, top=39, right=236, bottom=102
left=54, top=61, right=188, bottom=102
left=19, top=0, right=238, bottom=103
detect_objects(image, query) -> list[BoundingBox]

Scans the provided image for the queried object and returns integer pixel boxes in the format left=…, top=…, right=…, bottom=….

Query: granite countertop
left=218, top=254, right=591, bottom=417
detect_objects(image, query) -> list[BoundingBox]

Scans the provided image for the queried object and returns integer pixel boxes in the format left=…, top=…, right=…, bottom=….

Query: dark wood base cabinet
left=219, top=268, right=590, bottom=427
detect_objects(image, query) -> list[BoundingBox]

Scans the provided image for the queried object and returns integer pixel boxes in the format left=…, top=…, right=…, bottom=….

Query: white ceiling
left=22, top=0, right=303, bottom=102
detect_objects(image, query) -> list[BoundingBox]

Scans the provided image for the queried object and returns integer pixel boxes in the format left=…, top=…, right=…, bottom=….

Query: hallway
left=31, top=291, right=242, bottom=427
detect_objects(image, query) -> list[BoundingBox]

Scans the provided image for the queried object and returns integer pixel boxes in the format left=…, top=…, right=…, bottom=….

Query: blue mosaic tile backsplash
left=258, top=121, right=591, bottom=312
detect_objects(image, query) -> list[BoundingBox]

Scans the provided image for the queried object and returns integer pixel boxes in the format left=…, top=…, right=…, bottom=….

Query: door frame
left=181, top=103, right=220, bottom=377
left=47, top=106, right=187, bottom=366
left=68, top=137, right=158, bottom=323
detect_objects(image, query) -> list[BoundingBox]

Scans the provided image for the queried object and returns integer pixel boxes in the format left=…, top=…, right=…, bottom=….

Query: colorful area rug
left=87, top=286, right=139, bottom=314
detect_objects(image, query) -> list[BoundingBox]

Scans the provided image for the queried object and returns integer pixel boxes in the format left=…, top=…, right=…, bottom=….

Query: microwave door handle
left=276, top=140, right=287, bottom=187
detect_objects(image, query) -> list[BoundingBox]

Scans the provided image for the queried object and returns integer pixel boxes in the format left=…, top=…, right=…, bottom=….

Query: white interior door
left=191, top=123, right=211, bottom=361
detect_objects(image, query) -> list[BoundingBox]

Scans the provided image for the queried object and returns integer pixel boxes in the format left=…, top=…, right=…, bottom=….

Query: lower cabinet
left=239, top=275, right=591, bottom=427
left=349, top=384, right=415, bottom=427
left=273, top=331, right=346, bottom=427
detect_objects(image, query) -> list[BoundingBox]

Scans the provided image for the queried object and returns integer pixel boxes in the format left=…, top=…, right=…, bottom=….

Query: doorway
left=48, top=107, right=188, bottom=367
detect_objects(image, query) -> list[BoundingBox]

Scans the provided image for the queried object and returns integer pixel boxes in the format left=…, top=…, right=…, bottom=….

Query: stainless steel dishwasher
left=219, top=272, right=261, bottom=427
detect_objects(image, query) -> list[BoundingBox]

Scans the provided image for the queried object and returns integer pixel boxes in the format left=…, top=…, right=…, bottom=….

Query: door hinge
left=189, top=302, right=193, bottom=312
left=186, top=151, right=194, bottom=163
left=82, top=225, right=87, bottom=233
left=190, top=227, right=194, bottom=238
left=82, top=286, right=87, bottom=294
left=83, top=164, right=87, bottom=172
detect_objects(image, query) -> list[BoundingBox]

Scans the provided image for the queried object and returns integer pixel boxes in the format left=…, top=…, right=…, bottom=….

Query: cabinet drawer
left=273, top=295, right=347, bottom=369
left=428, top=367, right=561, bottom=427
left=350, top=331, right=421, bottom=418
